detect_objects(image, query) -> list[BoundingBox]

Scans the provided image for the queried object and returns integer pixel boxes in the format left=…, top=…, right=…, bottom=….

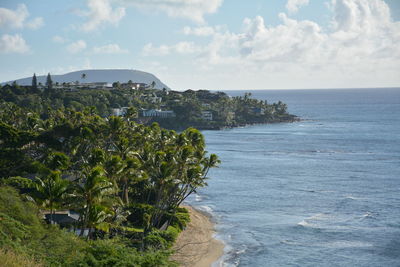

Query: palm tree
left=33, top=171, right=70, bottom=223
left=73, top=166, right=116, bottom=238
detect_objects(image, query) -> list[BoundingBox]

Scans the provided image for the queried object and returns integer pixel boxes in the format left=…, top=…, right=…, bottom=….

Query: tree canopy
left=0, top=102, right=218, bottom=265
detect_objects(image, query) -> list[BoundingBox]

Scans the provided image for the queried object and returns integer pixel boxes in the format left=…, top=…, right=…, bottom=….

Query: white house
left=201, top=111, right=213, bottom=121
left=141, top=109, right=176, bottom=118
left=111, top=107, right=129, bottom=116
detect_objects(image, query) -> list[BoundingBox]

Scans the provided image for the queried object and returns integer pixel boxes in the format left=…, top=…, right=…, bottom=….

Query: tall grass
left=0, top=248, right=43, bottom=267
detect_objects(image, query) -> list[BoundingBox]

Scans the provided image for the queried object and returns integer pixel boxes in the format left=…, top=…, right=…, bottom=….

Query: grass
left=0, top=248, right=43, bottom=267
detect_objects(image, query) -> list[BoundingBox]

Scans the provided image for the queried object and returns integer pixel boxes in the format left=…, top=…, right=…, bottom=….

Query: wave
left=196, top=205, right=214, bottom=215
left=343, top=195, right=365, bottom=200
left=194, top=193, right=203, bottom=202
left=309, top=213, right=330, bottom=220
left=297, top=220, right=318, bottom=228
left=280, top=239, right=300, bottom=245
left=297, top=213, right=331, bottom=228
left=322, top=240, right=373, bottom=248
left=362, top=212, right=373, bottom=218
left=358, top=211, right=377, bottom=221
left=213, top=243, right=246, bottom=267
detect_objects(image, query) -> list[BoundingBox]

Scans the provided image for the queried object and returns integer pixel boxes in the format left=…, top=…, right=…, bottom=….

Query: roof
left=43, top=211, right=80, bottom=224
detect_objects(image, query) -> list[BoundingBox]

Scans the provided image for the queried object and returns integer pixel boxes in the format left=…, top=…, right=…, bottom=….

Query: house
left=43, top=210, right=79, bottom=226
left=121, top=82, right=148, bottom=90
left=111, top=107, right=129, bottom=116
left=53, top=84, right=64, bottom=89
left=42, top=210, right=92, bottom=236
left=58, top=82, right=111, bottom=91
left=201, top=111, right=213, bottom=121
left=81, top=82, right=109, bottom=89
left=121, top=83, right=137, bottom=90
left=141, top=109, right=176, bottom=118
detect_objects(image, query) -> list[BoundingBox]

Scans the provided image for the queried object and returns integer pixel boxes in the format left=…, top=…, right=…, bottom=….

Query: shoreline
left=155, top=116, right=301, bottom=131
left=171, top=206, right=224, bottom=267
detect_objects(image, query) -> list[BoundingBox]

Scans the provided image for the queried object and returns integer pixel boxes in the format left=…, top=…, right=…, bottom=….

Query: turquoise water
left=188, top=88, right=400, bottom=266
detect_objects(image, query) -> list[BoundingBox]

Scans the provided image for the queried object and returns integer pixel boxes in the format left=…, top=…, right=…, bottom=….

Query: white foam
left=195, top=193, right=203, bottom=202
left=197, top=205, right=214, bottom=215
left=308, top=213, right=329, bottom=220
left=215, top=244, right=247, bottom=267
left=280, top=239, right=299, bottom=245
left=212, top=243, right=239, bottom=267
left=344, top=195, right=364, bottom=200
left=297, top=213, right=330, bottom=228
left=323, top=240, right=373, bottom=248
left=363, top=212, right=372, bottom=217
left=297, top=220, right=317, bottom=228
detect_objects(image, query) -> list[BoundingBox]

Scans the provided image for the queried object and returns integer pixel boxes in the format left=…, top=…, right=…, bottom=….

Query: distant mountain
left=2, top=69, right=170, bottom=90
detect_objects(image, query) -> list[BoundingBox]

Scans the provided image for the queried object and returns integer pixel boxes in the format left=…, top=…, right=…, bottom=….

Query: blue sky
left=0, top=0, right=399, bottom=90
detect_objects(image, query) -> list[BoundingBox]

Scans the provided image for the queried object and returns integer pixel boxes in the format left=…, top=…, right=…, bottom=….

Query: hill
left=2, top=69, right=170, bottom=90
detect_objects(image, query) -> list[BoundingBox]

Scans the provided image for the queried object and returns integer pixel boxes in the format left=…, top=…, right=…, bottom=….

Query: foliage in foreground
left=0, top=102, right=219, bottom=265
left=0, top=186, right=178, bottom=266
left=0, top=248, right=43, bottom=267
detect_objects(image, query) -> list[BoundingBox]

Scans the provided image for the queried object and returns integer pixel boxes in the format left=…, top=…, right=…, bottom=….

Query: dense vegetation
left=0, top=74, right=296, bottom=265
left=0, top=76, right=297, bottom=130
left=0, top=101, right=219, bottom=266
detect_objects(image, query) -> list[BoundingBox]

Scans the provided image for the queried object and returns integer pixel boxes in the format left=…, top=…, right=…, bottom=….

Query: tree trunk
left=123, top=179, right=129, bottom=204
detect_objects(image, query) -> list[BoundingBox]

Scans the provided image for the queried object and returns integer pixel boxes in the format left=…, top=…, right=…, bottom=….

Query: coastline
left=171, top=206, right=224, bottom=267
left=155, top=116, right=301, bottom=131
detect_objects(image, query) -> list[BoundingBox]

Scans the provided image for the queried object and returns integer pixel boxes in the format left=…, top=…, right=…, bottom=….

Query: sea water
left=187, top=88, right=400, bottom=266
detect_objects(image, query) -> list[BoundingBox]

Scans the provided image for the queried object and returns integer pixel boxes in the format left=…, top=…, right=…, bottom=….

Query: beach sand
left=171, top=206, right=224, bottom=267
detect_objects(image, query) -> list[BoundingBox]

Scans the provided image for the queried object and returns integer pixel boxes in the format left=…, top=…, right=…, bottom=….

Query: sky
left=0, top=0, right=399, bottom=90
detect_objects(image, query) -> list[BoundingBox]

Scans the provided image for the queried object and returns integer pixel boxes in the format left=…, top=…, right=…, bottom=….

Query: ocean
left=187, top=88, right=400, bottom=266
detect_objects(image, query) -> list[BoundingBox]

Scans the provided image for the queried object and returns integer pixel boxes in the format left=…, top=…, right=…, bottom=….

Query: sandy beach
left=171, top=206, right=224, bottom=267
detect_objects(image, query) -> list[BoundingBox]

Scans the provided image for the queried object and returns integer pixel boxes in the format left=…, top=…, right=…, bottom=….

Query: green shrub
left=0, top=186, right=43, bottom=239
left=169, top=208, right=190, bottom=231
left=144, top=231, right=169, bottom=249
left=126, top=203, right=154, bottom=228
left=0, top=176, right=34, bottom=194
left=0, top=212, right=30, bottom=247
left=0, top=186, right=177, bottom=266
left=0, top=186, right=86, bottom=265
left=71, top=239, right=176, bottom=267
left=144, top=226, right=180, bottom=250
left=161, top=226, right=179, bottom=244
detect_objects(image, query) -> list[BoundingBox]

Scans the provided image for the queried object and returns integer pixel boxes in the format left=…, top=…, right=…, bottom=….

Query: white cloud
left=145, top=0, right=400, bottom=89
left=183, top=26, right=216, bottom=36
left=122, top=0, right=223, bottom=23
left=0, top=34, right=30, bottom=54
left=0, top=4, right=27, bottom=28
left=0, top=4, right=44, bottom=30
left=81, top=0, right=126, bottom=31
left=26, top=17, right=44, bottom=30
left=237, top=14, right=326, bottom=63
left=52, top=35, right=66, bottom=43
left=286, top=0, right=310, bottom=14
left=174, top=42, right=201, bottom=54
left=93, top=44, right=129, bottom=54
left=67, top=40, right=87, bottom=54
left=143, top=43, right=170, bottom=56
left=143, top=41, right=201, bottom=56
